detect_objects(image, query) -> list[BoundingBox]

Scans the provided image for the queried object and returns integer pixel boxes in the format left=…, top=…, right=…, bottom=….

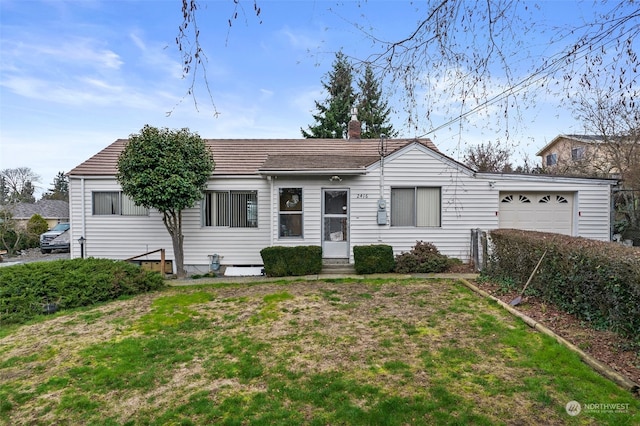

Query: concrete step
left=322, top=258, right=350, bottom=265
left=321, top=261, right=356, bottom=275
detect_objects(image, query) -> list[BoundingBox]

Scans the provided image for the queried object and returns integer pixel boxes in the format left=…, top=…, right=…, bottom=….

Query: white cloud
left=290, top=86, right=323, bottom=114
left=0, top=72, right=178, bottom=111
left=129, top=32, right=146, bottom=51
left=6, top=38, right=124, bottom=70
left=278, top=26, right=324, bottom=51
left=259, top=88, right=274, bottom=100
left=129, top=30, right=184, bottom=80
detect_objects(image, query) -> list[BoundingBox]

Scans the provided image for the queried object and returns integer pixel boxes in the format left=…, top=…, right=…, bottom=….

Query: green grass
left=0, top=279, right=638, bottom=425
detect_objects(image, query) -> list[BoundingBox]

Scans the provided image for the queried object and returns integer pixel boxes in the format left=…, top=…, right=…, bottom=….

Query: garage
left=499, top=192, right=574, bottom=235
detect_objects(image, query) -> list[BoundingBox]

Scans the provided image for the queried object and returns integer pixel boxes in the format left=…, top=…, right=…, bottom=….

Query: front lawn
left=1, top=278, right=638, bottom=425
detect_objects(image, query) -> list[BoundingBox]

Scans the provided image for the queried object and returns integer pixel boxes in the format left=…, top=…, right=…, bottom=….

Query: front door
left=322, top=189, right=349, bottom=258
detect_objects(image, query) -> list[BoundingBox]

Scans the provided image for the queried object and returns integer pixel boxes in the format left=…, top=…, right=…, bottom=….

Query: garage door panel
left=499, top=192, right=573, bottom=235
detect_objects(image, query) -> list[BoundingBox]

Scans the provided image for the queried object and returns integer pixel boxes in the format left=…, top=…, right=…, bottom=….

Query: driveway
left=0, top=248, right=70, bottom=267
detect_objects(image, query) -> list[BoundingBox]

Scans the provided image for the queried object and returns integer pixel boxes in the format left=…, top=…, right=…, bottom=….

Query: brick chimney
left=348, top=107, right=361, bottom=140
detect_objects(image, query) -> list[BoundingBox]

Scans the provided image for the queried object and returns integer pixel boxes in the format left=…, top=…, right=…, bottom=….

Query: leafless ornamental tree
left=176, top=1, right=639, bottom=144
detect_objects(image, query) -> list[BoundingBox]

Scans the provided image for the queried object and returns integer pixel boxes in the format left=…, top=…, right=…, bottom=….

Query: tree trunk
left=162, top=209, right=186, bottom=278
left=171, top=232, right=185, bottom=278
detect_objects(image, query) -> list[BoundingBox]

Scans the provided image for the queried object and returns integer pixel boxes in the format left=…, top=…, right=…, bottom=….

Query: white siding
left=575, top=187, right=613, bottom=240
left=69, top=143, right=614, bottom=270
left=69, top=176, right=273, bottom=273
left=185, top=178, right=271, bottom=271
left=256, top=146, right=502, bottom=263
left=267, top=176, right=325, bottom=250
left=69, top=177, right=173, bottom=263
left=356, top=146, right=498, bottom=261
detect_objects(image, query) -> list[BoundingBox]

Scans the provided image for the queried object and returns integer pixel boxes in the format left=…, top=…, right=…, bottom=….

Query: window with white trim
left=391, top=187, right=441, bottom=227
left=279, top=188, right=303, bottom=237
left=203, top=191, right=257, bottom=228
left=92, top=192, right=149, bottom=216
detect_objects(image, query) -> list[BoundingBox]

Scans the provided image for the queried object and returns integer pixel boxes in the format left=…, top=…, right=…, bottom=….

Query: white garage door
left=499, top=192, right=574, bottom=235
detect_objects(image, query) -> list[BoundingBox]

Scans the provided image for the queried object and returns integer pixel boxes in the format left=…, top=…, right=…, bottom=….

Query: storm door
left=322, top=189, right=349, bottom=258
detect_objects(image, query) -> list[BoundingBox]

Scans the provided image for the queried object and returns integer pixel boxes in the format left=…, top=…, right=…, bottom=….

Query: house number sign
left=355, top=193, right=369, bottom=199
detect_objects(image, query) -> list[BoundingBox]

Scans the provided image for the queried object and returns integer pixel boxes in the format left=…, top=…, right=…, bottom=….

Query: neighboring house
left=5, top=199, right=69, bottom=230
left=537, top=134, right=640, bottom=244
left=536, top=134, right=632, bottom=178
left=68, top=121, right=617, bottom=274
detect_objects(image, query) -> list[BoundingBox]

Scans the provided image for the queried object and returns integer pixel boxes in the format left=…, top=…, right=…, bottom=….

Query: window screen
left=92, top=192, right=148, bottom=216
left=391, top=187, right=441, bottom=227
left=204, top=191, right=257, bottom=228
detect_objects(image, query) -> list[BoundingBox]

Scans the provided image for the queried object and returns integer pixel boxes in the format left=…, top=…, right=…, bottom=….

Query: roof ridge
left=69, top=138, right=439, bottom=177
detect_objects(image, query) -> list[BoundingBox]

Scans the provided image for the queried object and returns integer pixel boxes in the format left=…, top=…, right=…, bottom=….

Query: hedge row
left=485, top=229, right=640, bottom=340
left=353, top=245, right=395, bottom=274
left=260, top=246, right=322, bottom=277
left=0, top=258, right=165, bottom=325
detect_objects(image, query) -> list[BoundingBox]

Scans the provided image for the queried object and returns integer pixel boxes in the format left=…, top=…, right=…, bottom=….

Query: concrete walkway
left=167, top=272, right=480, bottom=286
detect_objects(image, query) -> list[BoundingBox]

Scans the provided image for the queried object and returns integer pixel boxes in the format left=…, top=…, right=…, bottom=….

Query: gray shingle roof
left=8, top=199, right=69, bottom=220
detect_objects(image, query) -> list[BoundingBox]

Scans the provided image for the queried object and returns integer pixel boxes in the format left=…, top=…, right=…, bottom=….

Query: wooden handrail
left=125, top=249, right=166, bottom=275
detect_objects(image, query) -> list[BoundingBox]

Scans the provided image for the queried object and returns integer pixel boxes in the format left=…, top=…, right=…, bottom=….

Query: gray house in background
left=8, top=199, right=69, bottom=230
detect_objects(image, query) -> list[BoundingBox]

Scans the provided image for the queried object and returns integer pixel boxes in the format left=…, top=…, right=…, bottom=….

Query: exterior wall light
left=78, top=236, right=86, bottom=259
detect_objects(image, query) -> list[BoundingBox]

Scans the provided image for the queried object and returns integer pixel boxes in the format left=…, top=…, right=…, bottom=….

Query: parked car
left=40, top=223, right=70, bottom=254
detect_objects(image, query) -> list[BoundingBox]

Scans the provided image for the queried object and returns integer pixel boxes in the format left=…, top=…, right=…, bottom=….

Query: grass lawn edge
left=458, top=277, right=640, bottom=397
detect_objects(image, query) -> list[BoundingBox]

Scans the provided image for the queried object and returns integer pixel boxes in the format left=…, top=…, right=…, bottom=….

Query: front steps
left=321, top=259, right=356, bottom=275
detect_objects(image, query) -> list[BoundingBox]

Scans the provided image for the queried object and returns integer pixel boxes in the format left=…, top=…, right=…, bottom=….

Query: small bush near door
left=394, top=241, right=450, bottom=273
left=353, top=245, right=395, bottom=274
left=260, top=246, right=322, bottom=277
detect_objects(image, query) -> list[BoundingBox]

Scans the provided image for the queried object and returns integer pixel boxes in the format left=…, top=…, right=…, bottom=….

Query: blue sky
left=0, top=0, right=630, bottom=196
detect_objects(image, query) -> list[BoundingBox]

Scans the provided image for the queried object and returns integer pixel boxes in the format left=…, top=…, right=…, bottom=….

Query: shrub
left=26, top=214, right=49, bottom=248
left=395, top=241, right=450, bottom=273
left=0, top=258, right=165, bottom=325
left=260, top=246, right=322, bottom=277
left=353, top=245, right=395, bottom=274
left=485, top=229, right=640, bottom=340
left=0, top=210, right=29, bottom=254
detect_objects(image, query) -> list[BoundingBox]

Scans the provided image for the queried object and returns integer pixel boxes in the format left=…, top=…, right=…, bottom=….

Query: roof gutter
left=474, top=172, right=618, bottom=185
left=258, top=168, right=367, bottom=176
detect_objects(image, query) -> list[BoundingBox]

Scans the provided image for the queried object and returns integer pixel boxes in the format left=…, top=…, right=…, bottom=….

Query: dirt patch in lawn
left=2, top=278, right=638, bottom=425
left=473, top=279, right=640, bottom=388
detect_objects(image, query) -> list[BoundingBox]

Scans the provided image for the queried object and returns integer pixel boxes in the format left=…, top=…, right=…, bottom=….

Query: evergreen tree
left=302, top=52, right=355, bottom=139
left=42, top=171, right=69, bottom=201
left=357, top=65, right=397, bottom=139
left=18, top=181, right=35, bottom=203
left=0, top=177, right=8, bottom=205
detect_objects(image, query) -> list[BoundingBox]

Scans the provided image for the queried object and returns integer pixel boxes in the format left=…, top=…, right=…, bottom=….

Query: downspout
left=377, top=134, right=387, bottom=242
left=379, top=148, right=385, bottom=201
left=80, top=177, right=86, bottom=259
left=269, top=176, right=274, bottom=247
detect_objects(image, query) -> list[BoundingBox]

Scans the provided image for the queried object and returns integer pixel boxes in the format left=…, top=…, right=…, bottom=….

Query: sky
left=1, top=0, right=635, bottom=197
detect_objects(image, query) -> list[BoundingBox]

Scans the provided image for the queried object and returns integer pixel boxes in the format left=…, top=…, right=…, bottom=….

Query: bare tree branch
left=169, top=0, right=262, bottom=117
